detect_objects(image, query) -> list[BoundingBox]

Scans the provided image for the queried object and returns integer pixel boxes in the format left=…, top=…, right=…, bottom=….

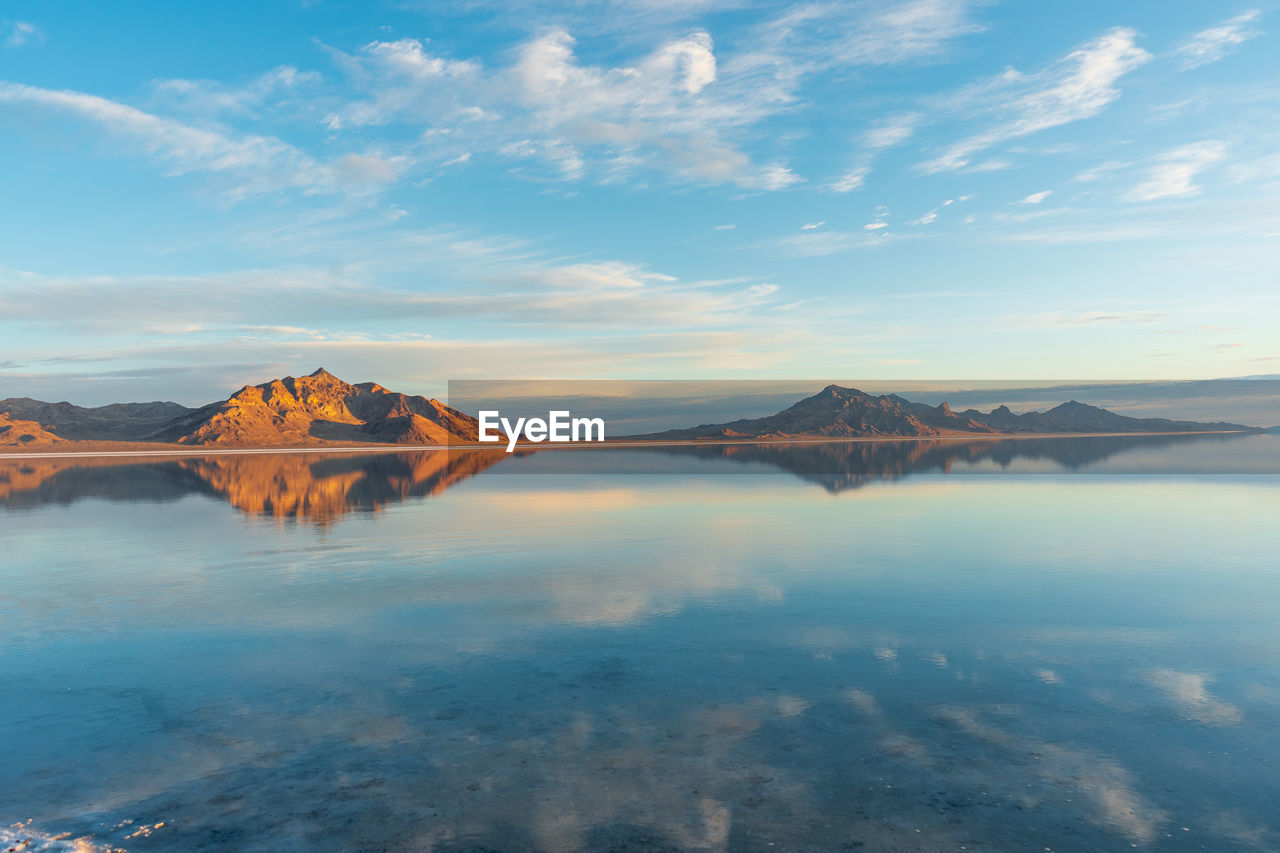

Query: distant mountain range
left=0, top=371, right=1263, bottom=449
left=637, top=383, right=1259, bottom=440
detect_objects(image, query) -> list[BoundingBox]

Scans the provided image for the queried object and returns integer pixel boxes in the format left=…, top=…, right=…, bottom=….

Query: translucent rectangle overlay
left=442, top=379, right=1280, bottom=477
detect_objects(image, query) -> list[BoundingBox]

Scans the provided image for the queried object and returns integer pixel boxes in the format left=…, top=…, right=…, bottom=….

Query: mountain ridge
left=148, top=368, right=482, bottom=446
left=2, top=368, right=482, bottom=448
left=0, top=374, right=1264, bottom=450
left=635, top=383, right=1259, bottom=440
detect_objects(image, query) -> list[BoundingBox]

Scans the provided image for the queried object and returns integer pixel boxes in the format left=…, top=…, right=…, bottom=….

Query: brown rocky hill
left=0, top=412, right=66, bottom=446
left=149, top=368, right=481, bottom=446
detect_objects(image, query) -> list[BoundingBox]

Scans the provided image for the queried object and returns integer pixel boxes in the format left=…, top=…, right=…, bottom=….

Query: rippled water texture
left=3, top=434, right=1279, bottom=851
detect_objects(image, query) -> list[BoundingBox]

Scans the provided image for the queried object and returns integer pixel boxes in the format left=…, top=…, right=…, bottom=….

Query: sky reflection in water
left=2, top=435, right=1279, bottom=851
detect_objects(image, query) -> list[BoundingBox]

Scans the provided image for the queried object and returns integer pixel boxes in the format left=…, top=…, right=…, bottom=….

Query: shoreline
left=0, top=430, right=1258, bottom=461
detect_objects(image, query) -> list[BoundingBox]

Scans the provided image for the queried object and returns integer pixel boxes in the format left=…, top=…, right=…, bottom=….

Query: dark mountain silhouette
left=0, top=398, right=190, bottom=440
left=639, top=384, right=1257, bottom=440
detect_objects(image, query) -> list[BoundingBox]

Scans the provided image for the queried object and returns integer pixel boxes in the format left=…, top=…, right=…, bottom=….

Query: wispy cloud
left=827, top=165, right=869, bottom=193
left=0, top=240, right=788, bottom=336
left=149, top=66, right=321, bottom=117
left=1124, top=141, right=1226, bottom=201
left=3, top=20, right=44, bottom=49
left=921, top=27, right=1152, bottom=173
left=0, top=81, right=400, bottom=197
left=1176, top=11, right=1262, bottom=70
left=1013, top=309, right=1168, bottom=328
left=827, top=112, right=922, bottom=192
left=1016, top=190, right=1052, bottom=204
left=863, top=206, right=892, bottom=233
left=762, top=0, right=983, bottom=69
left=1072, top=160, right=1128, bottom=182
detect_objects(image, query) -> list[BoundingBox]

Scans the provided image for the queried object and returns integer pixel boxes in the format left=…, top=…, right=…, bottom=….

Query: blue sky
left=1, top=0, right=1278, bottom=404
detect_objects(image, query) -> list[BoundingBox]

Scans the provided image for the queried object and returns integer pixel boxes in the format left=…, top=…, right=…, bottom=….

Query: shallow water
left=3, top=434, right=1279, bottom=851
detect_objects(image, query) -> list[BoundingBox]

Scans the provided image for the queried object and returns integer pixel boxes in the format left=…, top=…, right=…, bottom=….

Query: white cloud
left=1072, top=160, right=1128, bottom=182
left=906, top=196, right=970, bottom=226
left=801, top=221, right=825, bottom=230
left=0, top=81, right=398, bottom=196
left=1124, top=141, right=1226, bottom=201
left=327, top=3, right=984, bottom=191
left=0, top=243, right=784, bottom=335
left=966, top=158, right=1013, bottom=172
left=713, top=224, right=736, bottom=230
left=826, top=165, right=868, bottom=193
left=921, top=27, right=1152, bottom=173
left=827, top=113, right=922, bottom=192
left=767, top=0, right=983, bottom=68
left=755, top=162, right=804, bottom=190
left=863, top=112, right=922, bottom=149
left=1177, top=11, right=1262, bottom=70
left=4, top=20, right=44, bottom=49
left=1017, top=190, right=1052, bottom=204
left=149, top=66, right=320, bottom=117
left=324, top=28, right=800, bottom=190
left=1227, top=152, right=1280, bottom=184
left=777, top=229, right=874, bottom=256
left=862, top=206, right=892, bottom=232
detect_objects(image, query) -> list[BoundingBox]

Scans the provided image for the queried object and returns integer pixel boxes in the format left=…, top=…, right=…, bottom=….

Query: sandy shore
left=0, top=430, right=1255, bottom=460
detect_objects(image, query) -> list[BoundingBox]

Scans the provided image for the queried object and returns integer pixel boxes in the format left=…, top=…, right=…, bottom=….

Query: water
left=3, top=434, right=1279, bottom=851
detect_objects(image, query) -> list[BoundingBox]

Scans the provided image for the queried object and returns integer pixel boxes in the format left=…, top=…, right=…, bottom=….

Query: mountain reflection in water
left=644, top=431, right=1266, bottom=492
left=0, top=432, right=1266, bottom=523
left=0, top=450, right=509, bottom=523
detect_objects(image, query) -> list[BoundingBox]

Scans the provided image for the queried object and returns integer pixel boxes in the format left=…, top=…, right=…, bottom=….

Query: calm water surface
left=3, top=434, right=1279, bottom=852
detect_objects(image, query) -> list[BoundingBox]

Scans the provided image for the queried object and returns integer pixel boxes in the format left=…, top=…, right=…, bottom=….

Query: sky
left=1, top=0, right=1278, bottom=405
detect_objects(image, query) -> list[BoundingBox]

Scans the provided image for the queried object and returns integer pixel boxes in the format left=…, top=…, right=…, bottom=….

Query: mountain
left=645, top=385, right=998, bottom=439
left=0, top=412, right=66, bottom=446
left=0, top=398, right=192, bottom=440
left=149, top=368, right=482, bottom=446
left=2, top=369, right=482, bottom=448
left=963, top=398, right=1253, bottom=434
left=640, top=384, right=1258, bottom=440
